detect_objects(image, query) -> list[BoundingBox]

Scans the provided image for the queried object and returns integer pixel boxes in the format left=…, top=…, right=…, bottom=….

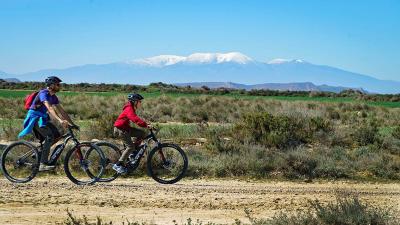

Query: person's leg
left=117, top=128, right=136, bottom=163
left=130, top=128, right=148, bottom=148
left=34, top=123, right=56, bottom=172
left=33, top=123, right=55, bottom=164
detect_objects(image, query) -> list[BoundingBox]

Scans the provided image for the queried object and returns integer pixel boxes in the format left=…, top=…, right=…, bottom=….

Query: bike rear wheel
left=147, top=143, right=188, bottom=184
left=1, top=141, right=39, bottom=183
left=63, top=142, right=105, bottom=185
left=86, top=141, right=121, bottom=182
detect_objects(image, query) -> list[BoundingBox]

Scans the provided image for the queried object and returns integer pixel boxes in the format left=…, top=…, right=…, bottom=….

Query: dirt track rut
left=0, top=177, right=399, bottom=224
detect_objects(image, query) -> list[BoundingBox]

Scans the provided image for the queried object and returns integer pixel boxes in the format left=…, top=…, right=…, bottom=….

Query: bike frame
left=45, top=127, right=82, bottom=166
left=126, top=129, right=165, bottom=172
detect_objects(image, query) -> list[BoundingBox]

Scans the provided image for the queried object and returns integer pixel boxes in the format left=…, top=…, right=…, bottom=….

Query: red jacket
left=114, top=102, right=148, bottom=131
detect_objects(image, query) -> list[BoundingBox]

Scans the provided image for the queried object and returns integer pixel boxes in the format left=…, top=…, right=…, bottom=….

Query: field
left=2, top=89, right=400, bottom=107
left=1, top=88, right=400, bottom=224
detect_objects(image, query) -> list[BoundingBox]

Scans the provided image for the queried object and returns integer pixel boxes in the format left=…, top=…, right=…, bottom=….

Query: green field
left=1, top=89, right=400, bottom=108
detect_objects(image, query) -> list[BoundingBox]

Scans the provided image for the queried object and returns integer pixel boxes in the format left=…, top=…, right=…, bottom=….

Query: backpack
left=24, top=91, right=41, bottom=110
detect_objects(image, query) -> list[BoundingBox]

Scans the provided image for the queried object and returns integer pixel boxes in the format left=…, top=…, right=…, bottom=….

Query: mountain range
left=0, top=52, right=399, bottom=93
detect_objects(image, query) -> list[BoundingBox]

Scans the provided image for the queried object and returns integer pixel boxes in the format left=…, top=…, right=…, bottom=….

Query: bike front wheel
left=1, top=141, right=40, bottom=183
left=147, top=143, right=188, bottom=184
left=63, top=142, right=105, bottom=185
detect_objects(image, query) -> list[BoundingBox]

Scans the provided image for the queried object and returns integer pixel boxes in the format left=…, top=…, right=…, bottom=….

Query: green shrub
left=233, top=112, right=331, bottom=148
left=392, top=125, right=400, bottom=139
left=85, top=113, right=118, bottom=139
left=352, top=119, right=380, bottom=146
left=0, top=121, right=21, bottom=141
left=204, top=127, right=232, bottom=153
left=260, top=195, right=399, bottom=225
left=368, top=154, right=400, bottom=179
left=380, top=136, right=400, bottom=155
left=281, top=149, right=317, bottom=179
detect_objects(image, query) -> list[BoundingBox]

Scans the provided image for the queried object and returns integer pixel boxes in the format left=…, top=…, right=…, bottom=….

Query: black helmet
left=45, top=76, right=62, bottom=86
left=128, top=93, right=144, bottom=102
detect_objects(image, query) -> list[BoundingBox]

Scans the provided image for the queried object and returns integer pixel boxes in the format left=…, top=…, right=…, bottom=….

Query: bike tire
left=147, top=143, right=188, bottom=184
left=63, top=142, right=105, bottom=185
left=86, top=141, right=121, bottom=182
left=1, top=141, right=39, bottom=183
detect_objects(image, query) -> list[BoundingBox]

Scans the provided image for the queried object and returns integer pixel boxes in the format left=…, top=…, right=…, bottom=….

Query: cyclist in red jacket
left=113, top=93, right=152, bottom=174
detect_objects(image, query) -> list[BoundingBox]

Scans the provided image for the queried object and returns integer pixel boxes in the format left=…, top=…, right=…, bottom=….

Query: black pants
left=33, top=123, right=55, bottom=164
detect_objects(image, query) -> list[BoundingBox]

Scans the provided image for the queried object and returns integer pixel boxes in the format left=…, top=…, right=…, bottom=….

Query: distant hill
left=174, top=82, right=365, bottom=93
left=4, top=52, right=400, bottom=93
left=2, top=78, right=21, bottom=83
left=0, top=71, right=20, bottom=83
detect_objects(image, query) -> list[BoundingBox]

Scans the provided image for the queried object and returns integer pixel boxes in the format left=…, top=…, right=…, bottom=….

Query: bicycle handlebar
left=68, top=124, right=80, bottom=131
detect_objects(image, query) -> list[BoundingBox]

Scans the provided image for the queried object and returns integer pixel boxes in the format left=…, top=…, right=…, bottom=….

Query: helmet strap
left=47, top=86, right=56, bottom=95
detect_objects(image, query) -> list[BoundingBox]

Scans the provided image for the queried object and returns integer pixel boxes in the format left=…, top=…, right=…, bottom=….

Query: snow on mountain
left=130, top=52, right=253, bottom=67
left=131, top=55, right=186, bottom=67
left=268, top=58, right=307, bottom=64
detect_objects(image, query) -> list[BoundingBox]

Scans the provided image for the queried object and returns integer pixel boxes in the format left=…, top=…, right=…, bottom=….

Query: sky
left=0, top=0, right=399, bottom=81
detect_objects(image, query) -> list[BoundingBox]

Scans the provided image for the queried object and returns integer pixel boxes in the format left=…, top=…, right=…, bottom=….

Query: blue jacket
left=18, top=110, right=49, bottom=138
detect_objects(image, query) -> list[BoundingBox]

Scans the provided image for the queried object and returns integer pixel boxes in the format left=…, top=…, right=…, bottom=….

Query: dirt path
left=0, top=177, right=399, bottom=224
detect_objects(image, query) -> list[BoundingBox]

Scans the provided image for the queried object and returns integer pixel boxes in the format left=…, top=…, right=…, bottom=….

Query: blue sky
left=0, top=0, right=399, bottom=81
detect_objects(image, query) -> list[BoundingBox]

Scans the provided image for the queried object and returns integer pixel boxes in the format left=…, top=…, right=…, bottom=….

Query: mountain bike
left=1, top=125, right=105, bottom=185
left=89, top=127, right=188, bottom=184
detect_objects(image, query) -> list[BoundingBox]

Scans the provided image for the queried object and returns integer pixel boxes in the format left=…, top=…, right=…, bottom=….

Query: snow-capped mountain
left=129, top=52, right=253, bottom=67
left=4, top=52, right=400, bottom=93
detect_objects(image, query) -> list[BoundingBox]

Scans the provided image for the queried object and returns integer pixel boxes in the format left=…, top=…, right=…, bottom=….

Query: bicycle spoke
left=86, top=142, right=121, bottom=182
left=64, top=143, right=104, bottom=185
left=148, top=144, right=188, bottom=184
left=1, top=142, right=39, bottom=183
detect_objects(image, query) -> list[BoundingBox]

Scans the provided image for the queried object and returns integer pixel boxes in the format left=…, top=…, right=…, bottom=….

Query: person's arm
left=43, top=101, right=69, bottom=127
left=53, top=104, right=74, bottom=125
left=125, top=107, right=148, bottom=128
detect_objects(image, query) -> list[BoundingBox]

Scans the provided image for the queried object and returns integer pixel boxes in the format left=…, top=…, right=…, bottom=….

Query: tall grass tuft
left=258, top=195, right=399, bottom=225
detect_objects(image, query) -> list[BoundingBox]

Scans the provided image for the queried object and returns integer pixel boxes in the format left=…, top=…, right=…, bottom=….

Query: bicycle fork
left=73, top=144, right=89, bottom=171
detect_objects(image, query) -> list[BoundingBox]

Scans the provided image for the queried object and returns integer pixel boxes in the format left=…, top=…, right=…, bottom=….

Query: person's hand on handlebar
left=59, top=119, right=69, bottom=128
left=69, top=123, right=80, bottom=130
left=147, top=124, right=154, bottom=130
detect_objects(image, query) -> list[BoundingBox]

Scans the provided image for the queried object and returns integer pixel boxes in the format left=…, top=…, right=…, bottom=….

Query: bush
left=392, top=125, right=400, bottom=139
left=368, top=154, right=400, bottom=179
left=352, top=119, right=380, bottom=146
left=0, top=121, right=21, bottom=141
left=233, top=112, right=331, bottom=148
left=258, top=195, right=399, bottom=225
left=85, top=113, right=118, bottom=139
left=315, top=147, right=352, bottom=178
left=281, top=148, right=317, bottom=179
